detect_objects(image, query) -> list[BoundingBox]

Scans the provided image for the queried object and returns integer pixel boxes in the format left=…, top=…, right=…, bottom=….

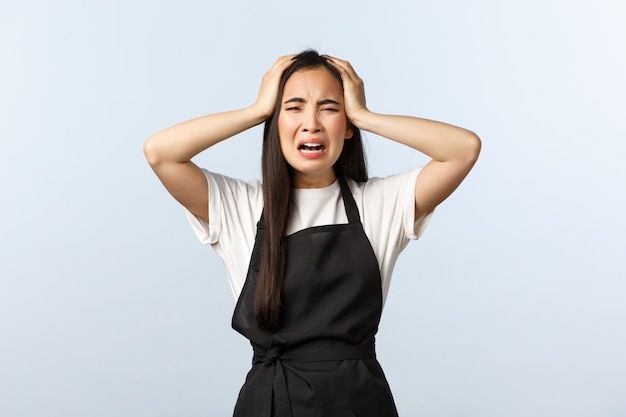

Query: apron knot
left=250, top=345, right=293, bottom=417
left=253, top=347, right=282, bottom=366
left=243, top=342, right=377, bottom=417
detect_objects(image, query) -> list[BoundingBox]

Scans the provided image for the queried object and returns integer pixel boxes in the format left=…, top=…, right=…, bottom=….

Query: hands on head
left=322, top=55, right=368, bottom=125
left=145, top=49, right=480, bottom=223
left=253, top=54, right=297, bottom=119
left=253, top=52, right=369, bottom=127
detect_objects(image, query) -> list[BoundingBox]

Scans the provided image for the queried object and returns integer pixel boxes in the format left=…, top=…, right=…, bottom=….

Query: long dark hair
left=256, top=50, right=368, bottom=331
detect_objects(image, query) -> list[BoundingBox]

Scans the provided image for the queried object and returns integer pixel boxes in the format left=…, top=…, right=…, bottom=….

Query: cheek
left=329, top=118, right=349, bottom=136
left=277, top=113, right=295, bottom=136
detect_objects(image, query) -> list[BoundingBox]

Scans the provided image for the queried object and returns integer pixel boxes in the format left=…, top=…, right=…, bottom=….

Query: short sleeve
left=183, top=170, right=264, bottom=298
left=358, top=167, right=433, bottom=243
left=184, top=170, right=263, bottom=245
left=401, top=167, right=434, bottom=240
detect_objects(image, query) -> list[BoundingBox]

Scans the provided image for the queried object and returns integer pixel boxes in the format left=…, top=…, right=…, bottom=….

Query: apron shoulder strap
left=338, top=177, right=361, bottom=225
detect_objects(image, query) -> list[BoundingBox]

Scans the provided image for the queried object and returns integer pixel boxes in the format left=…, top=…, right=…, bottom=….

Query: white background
left=1, top=1, right=625, bottom=416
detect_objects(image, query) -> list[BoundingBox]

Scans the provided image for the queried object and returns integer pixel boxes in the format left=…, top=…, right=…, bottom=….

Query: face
left=278, top=67, right=353, bottom=188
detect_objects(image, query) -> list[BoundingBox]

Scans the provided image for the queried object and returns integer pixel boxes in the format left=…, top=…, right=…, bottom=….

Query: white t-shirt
left=185, top=168, right=433, bottom=305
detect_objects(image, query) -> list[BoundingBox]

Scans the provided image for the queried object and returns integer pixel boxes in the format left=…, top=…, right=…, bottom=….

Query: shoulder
left=186, top=169, right=263, bottom=245
left=202, top=169, right=264, bottom=224
left=346, top=168, right=431, bottom=240
left=346, top=168, right=423, bottom=200
left=202, top=169, right=263, bottom=199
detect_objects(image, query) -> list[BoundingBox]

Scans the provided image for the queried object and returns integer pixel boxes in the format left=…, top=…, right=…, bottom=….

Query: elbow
left=143, top=135, right=163, bottom=167
left=463, top=130, right=482, bottom=164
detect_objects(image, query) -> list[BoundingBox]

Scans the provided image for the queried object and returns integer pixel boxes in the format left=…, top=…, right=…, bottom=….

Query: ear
left=344, top=124, right=354, bottom=139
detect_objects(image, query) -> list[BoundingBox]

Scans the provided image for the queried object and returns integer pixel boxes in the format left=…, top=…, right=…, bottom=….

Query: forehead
left=282, top=67, right=343, bottom=98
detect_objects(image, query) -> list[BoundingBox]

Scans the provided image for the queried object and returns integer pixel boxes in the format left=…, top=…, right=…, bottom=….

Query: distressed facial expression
left=278, top=67, right=353, bottom=188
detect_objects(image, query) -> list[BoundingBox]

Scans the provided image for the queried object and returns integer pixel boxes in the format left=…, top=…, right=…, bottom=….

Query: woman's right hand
left=252, top=55, right=296, bottom=118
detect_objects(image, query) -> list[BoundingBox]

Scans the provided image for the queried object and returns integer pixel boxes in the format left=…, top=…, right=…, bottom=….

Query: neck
left=293, top=170, right=337, bottom=189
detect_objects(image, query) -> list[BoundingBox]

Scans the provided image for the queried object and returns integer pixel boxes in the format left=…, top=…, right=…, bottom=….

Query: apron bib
left=231, top=178, right=399, bottom=417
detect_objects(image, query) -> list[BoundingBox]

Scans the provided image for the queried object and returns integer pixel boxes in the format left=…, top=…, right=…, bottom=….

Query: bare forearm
left=144, top=105, right=268, bottom=166
left=351, top=110, right=480, bottom=163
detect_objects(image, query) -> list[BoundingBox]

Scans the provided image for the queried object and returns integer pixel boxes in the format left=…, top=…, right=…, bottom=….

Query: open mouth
left=298, top=143, right=325, bottom=153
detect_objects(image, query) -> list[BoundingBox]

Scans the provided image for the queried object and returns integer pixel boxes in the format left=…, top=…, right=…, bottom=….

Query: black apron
left=231, top=177, right=399, bottom=417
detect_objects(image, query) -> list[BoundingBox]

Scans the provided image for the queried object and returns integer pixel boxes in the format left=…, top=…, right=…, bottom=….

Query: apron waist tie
left=251, top=342, right=376, bottom=417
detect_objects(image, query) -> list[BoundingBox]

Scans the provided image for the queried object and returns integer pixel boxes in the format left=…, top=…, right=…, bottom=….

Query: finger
left=262, top=55, right=297, bottom=86
left=323, top=55, right=354, bottom=72
left=279, top=54, right=297, bottom=63
left=323, top=55, right=360, bottom=83
left=268, top=54, right=297, bottom=73
left=279, top=54, right=298, bottom=65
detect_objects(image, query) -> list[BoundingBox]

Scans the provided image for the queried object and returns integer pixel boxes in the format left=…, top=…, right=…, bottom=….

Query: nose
left=301, top=108, right=322, bottom=133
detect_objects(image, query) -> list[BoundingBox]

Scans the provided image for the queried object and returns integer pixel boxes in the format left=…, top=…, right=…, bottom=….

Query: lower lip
left=298, top=148, right=326, bottom=159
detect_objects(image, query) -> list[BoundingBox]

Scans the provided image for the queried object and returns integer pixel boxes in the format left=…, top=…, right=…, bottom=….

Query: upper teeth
left=301, top=143, right=322, bottom=149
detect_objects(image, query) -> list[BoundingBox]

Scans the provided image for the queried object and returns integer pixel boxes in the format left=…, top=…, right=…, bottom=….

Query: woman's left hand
left=323, top=55, right=369, bottom=125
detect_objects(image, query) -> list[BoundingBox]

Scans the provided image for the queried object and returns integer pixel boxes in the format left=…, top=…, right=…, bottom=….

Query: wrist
left=347, top=108, right=373, bottom=130
left=246, top=104, right=273, bottom=125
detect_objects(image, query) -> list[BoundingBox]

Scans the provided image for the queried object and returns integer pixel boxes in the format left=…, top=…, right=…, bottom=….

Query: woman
left=144, top=50, right=480, bottom=417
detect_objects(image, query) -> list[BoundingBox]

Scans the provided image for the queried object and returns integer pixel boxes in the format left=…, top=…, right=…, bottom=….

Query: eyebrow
left=283, top=97, right=341, bottom=105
